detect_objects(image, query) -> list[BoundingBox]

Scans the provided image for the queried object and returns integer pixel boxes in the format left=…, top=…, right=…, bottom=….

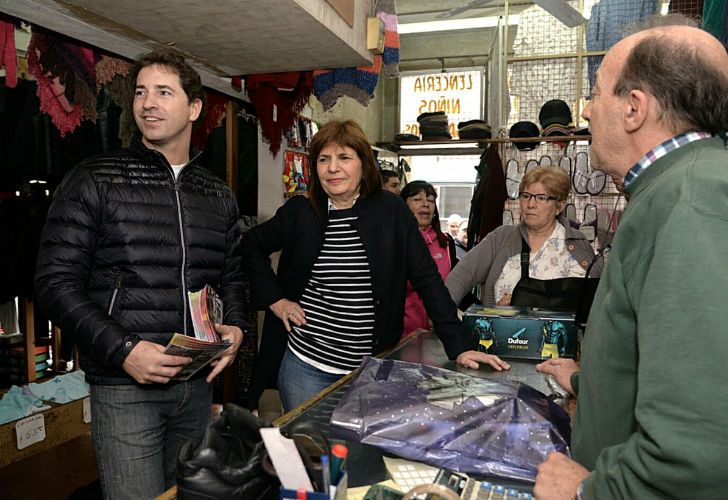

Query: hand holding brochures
left=163, top=285, right=230, bottom=380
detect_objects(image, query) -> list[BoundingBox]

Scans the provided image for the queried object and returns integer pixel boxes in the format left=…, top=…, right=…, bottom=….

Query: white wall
left=256, top=126, right=287, bottom=223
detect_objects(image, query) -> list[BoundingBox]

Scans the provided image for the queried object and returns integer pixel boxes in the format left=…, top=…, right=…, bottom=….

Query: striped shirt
left=288, top=208, right=375, bottom=374
left=623, top=131, right=711, bottom=188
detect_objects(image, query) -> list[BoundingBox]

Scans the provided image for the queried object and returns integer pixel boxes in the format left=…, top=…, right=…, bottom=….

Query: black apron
left=511, top=236, right=600, bottom=320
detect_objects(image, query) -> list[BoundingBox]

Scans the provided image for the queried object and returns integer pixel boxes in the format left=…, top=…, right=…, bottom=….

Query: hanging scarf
left=0, top=18, right=18, bottom=88
left=191, top=91, right=229, bottom=150
left=27, top=30, right=97, bottom=137
left=244, top=71, right=313, bottom=155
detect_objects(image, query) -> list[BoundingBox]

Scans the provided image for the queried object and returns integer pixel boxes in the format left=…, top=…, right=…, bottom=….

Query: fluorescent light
left=399, top=15, right=519, bottom=35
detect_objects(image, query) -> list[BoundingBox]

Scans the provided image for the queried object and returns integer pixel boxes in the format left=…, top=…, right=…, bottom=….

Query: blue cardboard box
left=463, top=305, right=577, bottom=360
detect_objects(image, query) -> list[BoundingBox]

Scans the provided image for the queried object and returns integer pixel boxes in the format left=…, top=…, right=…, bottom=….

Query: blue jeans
left=90, top=378, right=212, bottom=499
left=278, top=348, right=344, bottom=413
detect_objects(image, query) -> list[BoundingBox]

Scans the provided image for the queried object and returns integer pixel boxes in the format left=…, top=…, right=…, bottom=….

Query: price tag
left=83, top=397, right=92, bottom=424
left=15, top=414, right=46, bottom=450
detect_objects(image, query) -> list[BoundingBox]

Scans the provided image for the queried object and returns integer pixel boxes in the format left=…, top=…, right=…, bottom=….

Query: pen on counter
left=321, top=454, right=330, bottom=494
left=330, top=443, right=348, bottom=484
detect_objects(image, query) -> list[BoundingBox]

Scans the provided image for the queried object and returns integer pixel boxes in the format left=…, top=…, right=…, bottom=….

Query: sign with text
left=399, top=70, right=483, bottom=139
left=15, top=413, right=46, bottom=450
left=83, top=397, right=92, bottom=424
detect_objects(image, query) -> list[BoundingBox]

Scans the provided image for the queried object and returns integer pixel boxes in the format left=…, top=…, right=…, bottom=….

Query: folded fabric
left=27, top=370, right=89, bottom=404
left=313, top=56, right=381, bottom=111
left=0, top=385, right=51, bottom=425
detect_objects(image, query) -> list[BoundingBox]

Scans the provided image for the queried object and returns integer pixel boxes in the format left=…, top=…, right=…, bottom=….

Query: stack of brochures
left=189, top=285, right=224, bottom=342
left=163, top=285, right=230, bottom=380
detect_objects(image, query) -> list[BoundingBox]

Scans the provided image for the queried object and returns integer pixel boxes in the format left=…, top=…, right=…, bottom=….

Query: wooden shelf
left=377, top=135, right=592, bottom=156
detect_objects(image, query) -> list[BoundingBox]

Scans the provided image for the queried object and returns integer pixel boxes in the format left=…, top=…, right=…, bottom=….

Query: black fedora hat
left=509, top=121, right=540, bottom=150
left=539, top=99, right=573, bottom=129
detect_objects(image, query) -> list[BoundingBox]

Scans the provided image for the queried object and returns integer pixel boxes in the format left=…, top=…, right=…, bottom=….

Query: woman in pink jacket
left=400, top=180, right=458, bottom=337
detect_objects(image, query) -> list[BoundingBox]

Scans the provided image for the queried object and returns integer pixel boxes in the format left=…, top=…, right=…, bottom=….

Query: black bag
left=176, top=403, right=280, bottom=500
left=511, top=237, right=600, bottom=322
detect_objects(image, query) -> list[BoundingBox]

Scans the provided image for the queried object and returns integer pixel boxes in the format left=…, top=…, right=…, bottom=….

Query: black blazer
left=241, top=191, right=470, bottom=408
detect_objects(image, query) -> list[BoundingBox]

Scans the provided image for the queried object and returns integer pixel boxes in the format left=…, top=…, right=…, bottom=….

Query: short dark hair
left=308, top=120, right=382, bottom=210
left=400, top=180, right=448, bottom=248
left=380, top=170, right=399, bottom=182
left=613, top=34, right=728, bottom=134
left=130, top=48, right=206, bottom=123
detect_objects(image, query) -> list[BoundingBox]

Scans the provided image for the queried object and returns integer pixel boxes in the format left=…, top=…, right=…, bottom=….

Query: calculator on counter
left=435, top=469, right=534, bottom=500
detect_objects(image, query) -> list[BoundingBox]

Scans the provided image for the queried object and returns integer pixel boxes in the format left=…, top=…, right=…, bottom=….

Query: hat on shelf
left=394, top=133, right=420, bottom=142
left=509, top=121, right=540, bottom=151
left=539, top=99, right=573, bottom=129
left=417, top=110, right=447, bottom=123
left=418, top=110, right=451, bottom=140
left=542, top=123, right=571, bottom=137
left=458, top=119, right=492, bottom=139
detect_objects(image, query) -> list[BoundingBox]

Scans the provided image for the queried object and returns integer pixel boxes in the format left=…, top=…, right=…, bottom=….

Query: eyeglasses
left=518, top=192, right=558, bottom=204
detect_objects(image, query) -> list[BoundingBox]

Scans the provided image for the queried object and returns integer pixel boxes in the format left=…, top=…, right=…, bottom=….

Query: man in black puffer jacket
left=35, top=49, right=246, bottom=500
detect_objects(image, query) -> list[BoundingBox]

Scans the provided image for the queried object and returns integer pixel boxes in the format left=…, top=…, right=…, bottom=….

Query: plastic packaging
left=329, top=358, right=570, bottom=483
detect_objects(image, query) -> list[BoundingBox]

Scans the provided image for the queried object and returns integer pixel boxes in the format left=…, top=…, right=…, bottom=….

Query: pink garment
left=402, top=226, right=451, bottom=337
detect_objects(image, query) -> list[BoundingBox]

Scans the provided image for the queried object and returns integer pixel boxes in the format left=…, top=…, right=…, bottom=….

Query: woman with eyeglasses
left=446, top=166, right=599, bottom=307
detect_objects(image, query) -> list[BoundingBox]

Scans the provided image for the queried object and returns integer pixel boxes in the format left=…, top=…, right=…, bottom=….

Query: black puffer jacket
left=35, top=135, right=246, bottom=385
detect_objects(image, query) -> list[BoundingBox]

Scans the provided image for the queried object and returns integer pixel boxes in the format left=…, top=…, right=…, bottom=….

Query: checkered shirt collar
left=623, top=131, right=712, bottom=188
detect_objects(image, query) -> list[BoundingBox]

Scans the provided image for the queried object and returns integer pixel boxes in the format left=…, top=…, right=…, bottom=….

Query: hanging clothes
left=467, top=145, right=507, bottom=248
left=0, top=18, right=18, bottom=88
left=586, top=0, right=659, bottom=91
left=244, top=71, right=313, bottom=155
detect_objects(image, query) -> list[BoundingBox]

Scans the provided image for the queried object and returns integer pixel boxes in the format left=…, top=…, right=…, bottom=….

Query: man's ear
left=189, top=98, right=202, bottom=122
left=624, top=89, right=649, bottom=133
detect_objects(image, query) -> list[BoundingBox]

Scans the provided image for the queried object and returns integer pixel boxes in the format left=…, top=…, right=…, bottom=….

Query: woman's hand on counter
left=536, top=358, right=578, bottom=396
left=270, top=298, right=307, bottom=332
left=456, top=350, right=511, bottom=371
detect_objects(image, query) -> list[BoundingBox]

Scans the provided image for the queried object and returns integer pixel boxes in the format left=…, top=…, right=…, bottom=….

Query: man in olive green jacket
left=534, top=19, right=728, bottom=500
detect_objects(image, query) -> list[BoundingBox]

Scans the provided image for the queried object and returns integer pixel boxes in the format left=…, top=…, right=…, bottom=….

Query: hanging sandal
left=559, top=155, right=572, bottom=178
left=505, top=158, right=522, bottom=200
left=503, top=209, right=514, bottom=226
left=573, top=151, right=589, bottom=195
left=564, top=203, right=579, bottom=230
left=579, top=203, right=597, bottom=242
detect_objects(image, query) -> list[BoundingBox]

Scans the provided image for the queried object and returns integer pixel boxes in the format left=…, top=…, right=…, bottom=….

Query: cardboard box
left=0, top=397, right=90, bottom=467
left=463, top=305, right=578, bottom=360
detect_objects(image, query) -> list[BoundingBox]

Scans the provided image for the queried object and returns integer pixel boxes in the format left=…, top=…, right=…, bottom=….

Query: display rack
left=377, top=135, right=592, bottom=157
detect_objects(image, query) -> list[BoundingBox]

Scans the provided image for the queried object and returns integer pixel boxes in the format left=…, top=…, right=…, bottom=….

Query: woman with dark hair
left=242, top=120, right=509, bottom=412
left=400, top=180, right=457, bottom=336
